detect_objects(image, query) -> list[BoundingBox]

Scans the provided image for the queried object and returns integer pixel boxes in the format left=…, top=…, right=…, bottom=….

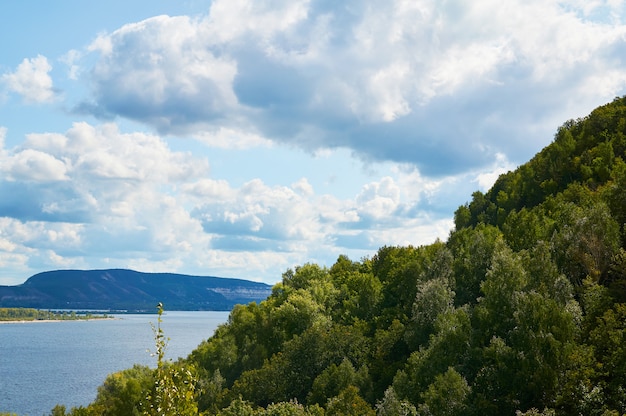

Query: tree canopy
left=50, top=96, right=626, bottom=415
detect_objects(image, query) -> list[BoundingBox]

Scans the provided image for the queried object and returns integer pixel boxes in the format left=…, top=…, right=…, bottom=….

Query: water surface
left=0, top=311, right=229, bottom=415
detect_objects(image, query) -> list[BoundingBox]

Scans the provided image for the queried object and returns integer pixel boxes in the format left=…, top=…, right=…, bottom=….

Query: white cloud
left=355, top=177, right=401, bottom=220
left=366, top=62, right=412, bottom=122
left=0, top=122, right=208, bottom=223
left=292, top=178, right=314, bottom=196
left=474, top=153, right=516, bottom=191
left=0, top=120, right=473, bottom=285
left=182, top=178, right=235, bottom=199
left=195, top=177, right=325, bottom=242
left=0, top=218, right=83, bottom=255
left=205, top=0, right=311, bottom=44
left=3, top=0, right=626, bottom=284
left=1, top=55, right=56, bottom=103
left=4, top=149, right=68, bottom=182
left=75, top=0, right=626, bottom=176
left=86, top=15, right=239, bottom=132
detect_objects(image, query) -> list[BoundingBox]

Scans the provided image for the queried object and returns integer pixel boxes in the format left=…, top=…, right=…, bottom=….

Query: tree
left=48, top=407, right=67, bottom=416
left=470, top=336, right=518, bottom=415
left=372, top=243, right=447, bottom=322
left=325, top=386, right=375, bottom=416
left=218, top=396, right=257, bottom=416
left=417, top=367, right=470, bottom=416
left=393, top=307, right=472, bottom=406
left=448, top=224, right=501, bottom=306
left=407, top=278, right=455, bottom=349
left=550, top=197, right=620, bottom=286
left=282, top=264, right=329, bottom=291
left=474, top=238, right=528, bottom=340
left=330, top=261, right=382, bottom=323
left=308, top=358, right=370, bottom=406
left=231, top=322, right=370, bottom=407
left=370, top=319, right=408, bottom=398
left=502, top=207, right=553, bottom=252
left=197, top=368, right=227, bottom=414
left=515, top=409, right=556, bottom=416
left=588, top=304, right=626, bottom=413
left=506, top=292, right=579, bottom=410
left=520, top=241, right=572, bottom=305
left=93, top=365, right=153, bottom=415
left=375, top=387, right=417, bottom=416
left=601, top=157, right=626, bottom=247
left=470, top=240, right=582, bottom=414
left=263, top=400, right=324, bottom=416
left=605, top=249, right=626, bottom=302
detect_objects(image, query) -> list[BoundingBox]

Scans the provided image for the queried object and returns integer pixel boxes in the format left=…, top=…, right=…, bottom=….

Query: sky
left=1, top=0, right=626, bottom=286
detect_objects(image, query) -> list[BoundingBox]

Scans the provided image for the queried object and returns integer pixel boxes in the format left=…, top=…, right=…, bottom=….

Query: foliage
left=325, top=386, right=375, bottom=416
left=375, top=387, right=417, bottom=416
left=0, top=307, right=108, bottom=321
left=93, top=365, right=153, bottom=415
left=46, top=96, right=626, bottom=416
left=47, top=304, right=198, bottom=416
left=417, top=367, right=470, bottom=416
left=143, top=303, right=199, bottom=415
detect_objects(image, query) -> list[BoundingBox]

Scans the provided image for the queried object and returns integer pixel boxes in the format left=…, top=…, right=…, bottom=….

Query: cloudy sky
left=1, top=0, right=625, bottom=286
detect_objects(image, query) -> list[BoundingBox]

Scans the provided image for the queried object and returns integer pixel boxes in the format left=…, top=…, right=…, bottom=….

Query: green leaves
left=418, top=368, right=470, bottom=416
left=51, top=95, right=626, bottom=416
left=143, top=304, right=199, bottom=416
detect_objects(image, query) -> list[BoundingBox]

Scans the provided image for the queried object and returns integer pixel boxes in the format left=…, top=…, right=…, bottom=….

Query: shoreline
left=0, top=317, right=117, bottom=324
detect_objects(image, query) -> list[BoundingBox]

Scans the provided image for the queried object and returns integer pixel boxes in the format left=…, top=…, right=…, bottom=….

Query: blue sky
left=1, top=0, right=626, bottom=285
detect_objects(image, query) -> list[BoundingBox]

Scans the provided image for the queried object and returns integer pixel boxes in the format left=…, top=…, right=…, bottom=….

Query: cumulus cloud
left=1, top=55, right=56, bottom=103
left=4, top=149, right=68, bottom=182
left=77, top=0, right=626, bottom=176
left=0, top=121, right=461, bottom=285
left=191, top=177, right=325, bottom=242
left=0, top=123, right=211, bottom=283
left=0, top=122, right=207, bottom=222
left=188, top=166, right=461, bottom=256
left=4, top=0, right=626, bottom=285
left=85, top=15, right=239, bottom=132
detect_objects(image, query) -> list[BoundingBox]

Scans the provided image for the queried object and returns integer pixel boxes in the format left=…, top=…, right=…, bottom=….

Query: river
left=0, top=311, right=230, bottom=415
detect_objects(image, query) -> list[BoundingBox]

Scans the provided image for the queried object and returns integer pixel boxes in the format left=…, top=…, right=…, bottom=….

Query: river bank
left=0, top=317, right=117, bottom=324
left=0, top=307, right=113, bottom=323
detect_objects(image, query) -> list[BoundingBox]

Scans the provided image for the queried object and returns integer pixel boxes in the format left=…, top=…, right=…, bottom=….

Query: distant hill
left=0, top=269, right=273, bottom=311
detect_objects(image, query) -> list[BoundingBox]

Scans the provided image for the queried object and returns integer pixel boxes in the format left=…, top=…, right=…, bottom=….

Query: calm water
left=0, top=311, right=229, bottom=416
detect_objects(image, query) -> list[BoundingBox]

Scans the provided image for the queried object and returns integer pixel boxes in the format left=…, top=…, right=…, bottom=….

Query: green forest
left=47, top=97, right=626, bottom=415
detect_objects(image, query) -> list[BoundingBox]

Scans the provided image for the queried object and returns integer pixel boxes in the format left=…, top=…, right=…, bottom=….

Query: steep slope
left=50, top=97, right=626, bottom=415
left=453, top=96, right=626, bottom=298
left=180, top=97, right=626, bottom=414
left=455, top=95, right=626, bottom=235
left=0, top=269, right=272, bottom=311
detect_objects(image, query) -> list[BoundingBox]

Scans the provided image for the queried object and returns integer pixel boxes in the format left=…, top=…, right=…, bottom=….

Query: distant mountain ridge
left=0, top=269, right=273, bottom=311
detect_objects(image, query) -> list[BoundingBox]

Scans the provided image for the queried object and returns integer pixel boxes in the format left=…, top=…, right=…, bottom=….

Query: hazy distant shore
left=0, top=317, right=117, bottom=324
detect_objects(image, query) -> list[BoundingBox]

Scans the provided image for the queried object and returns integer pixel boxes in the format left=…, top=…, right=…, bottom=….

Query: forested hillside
left=52, top=97, right=626, bottom=415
